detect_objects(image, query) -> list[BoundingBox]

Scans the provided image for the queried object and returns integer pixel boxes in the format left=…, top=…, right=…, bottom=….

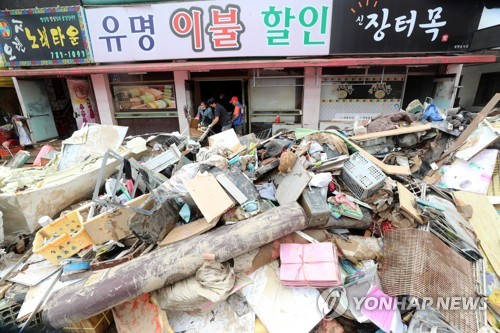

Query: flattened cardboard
left=159, top=218, right=214, bottom=246
left=84, top=194, right=150, bottom=244
left=184, top=173, right=234, bottom=224
left=275, top=162, right=311, bottom=205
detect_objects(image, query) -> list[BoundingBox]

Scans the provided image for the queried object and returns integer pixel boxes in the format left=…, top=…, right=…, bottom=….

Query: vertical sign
left=67, top=79, right=99, bottom=129
left=0, top=6, right=92, bottom=66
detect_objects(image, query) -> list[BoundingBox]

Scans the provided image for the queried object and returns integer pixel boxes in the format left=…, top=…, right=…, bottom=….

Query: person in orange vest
left=230, top=96, right=244, bottom=136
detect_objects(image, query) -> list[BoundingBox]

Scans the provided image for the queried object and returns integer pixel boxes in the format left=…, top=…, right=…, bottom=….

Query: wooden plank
left=351, top=123, right=432, bottom=141
left=275, top=161, right=311, bottom=205
left=184, top=173, right=235, bottom=224
left=437, top=93, right=500, bottom=165
left=397, top=183, right=423, bottom=224
left=453, top=191, right=500, bottom=277
left=159, top=218, right=214, bottom=246
left=348, top=140, right=411, bottom=176
left=83, top=194, right=150, bottom=244
left=216, top=173, right=248, bottom=205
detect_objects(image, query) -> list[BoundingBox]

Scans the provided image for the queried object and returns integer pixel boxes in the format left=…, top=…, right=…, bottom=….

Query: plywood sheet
left=453, top=191, right=500, bottom=276
left=159, top=218, right=214, bottom=246
left=184, top=173, right=234, bottom=224
left=351, top=124, right=432, bottom=141
left=84, top=194, right=150, bottom=244
left=275, top=161, right=311, bottom=205
left=397, top=182, right=423, bottom=224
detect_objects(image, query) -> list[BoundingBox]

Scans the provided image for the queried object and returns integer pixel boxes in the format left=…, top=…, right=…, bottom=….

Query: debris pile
left=0, top=93, right=499, bottom=333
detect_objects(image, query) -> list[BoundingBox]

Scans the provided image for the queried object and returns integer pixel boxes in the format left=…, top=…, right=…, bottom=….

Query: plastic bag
left=153, top=260, right=235, bottom=313
left=309, top=173, right=333, bottom=188
left=421, top=104, right=444, bottom=121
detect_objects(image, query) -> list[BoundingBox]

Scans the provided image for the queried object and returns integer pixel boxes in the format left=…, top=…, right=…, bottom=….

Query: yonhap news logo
left=318, top=288, right=487, bottom=316
left=318, top=287, right=348, bottom=318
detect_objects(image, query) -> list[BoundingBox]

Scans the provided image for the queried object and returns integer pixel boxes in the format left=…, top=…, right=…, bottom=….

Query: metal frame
left=88, top=149, right=165, bottom=219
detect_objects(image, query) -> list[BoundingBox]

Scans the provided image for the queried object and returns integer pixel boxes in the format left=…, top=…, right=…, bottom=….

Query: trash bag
left=421, top=104, right=444, bottom=121
left=153, top=260, right=236, bottom=313
left=309, top=173, right=333, bottom=188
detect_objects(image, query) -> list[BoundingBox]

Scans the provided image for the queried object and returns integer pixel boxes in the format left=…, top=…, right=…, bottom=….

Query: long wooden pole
left=43, top=202, right=307, bottom=329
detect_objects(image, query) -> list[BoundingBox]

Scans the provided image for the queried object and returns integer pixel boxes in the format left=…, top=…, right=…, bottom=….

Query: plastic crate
left=34, top=210, right=94, bottom=265
left=0, top=299, right=43, bottom=331
left=340, top=152, right=386, bottom=200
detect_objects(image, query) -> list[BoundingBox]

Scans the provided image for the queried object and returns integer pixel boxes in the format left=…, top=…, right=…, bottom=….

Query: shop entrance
left=193, top=79, right=248, bottom=133
left=13, top=77, right=98, bottom=143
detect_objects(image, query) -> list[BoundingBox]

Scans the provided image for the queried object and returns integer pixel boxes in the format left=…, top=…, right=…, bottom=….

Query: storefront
left=0, top=0, right=497, bottom=138
left=0, top=6, right=97, bottom=142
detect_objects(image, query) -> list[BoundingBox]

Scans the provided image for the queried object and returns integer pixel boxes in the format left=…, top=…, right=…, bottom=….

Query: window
left=112, top=84, right=176, bottom=112
left=474, top=72, right=500, bottom=106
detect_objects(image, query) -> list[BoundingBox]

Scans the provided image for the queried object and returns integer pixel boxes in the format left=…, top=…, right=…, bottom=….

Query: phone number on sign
left=50, top=50, right=87, bottom=59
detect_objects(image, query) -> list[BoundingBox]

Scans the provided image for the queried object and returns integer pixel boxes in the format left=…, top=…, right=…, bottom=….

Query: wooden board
left=453, top=191, right=500, bottom=277
left=184, top=173, right=235, bottom=224
left=436, top=93, right=500, bottom=166
left=397, top=183, right=423, bottom=224
left=159, top=218, right=214, bottom=246
left=348, top=140, right=411, bottom=176
left=275, top=161, right=311, bottom=205
left=216, top=173, right=248, bottom=205
left=351, top=123, right=432, bottom=141
left=83, top=194, right=150, bottom=244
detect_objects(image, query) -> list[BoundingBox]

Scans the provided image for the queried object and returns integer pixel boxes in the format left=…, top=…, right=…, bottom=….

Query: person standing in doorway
left=207, top=97, right=232, bottom=132
left=197, top=101, right=213, bottom=127
left=230, top=96, right=244, bottom=136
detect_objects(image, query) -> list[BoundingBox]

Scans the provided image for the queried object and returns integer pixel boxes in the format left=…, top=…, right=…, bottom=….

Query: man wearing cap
left=230, top=96, right=244, bottom=136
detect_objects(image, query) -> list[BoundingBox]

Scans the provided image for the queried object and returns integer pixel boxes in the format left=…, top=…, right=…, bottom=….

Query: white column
left=174, top=70, right=190, bottom=133
left=90, top=74, right=117, bottom=125
left=302, top=67, right=322, bottom=130
left=446, top=64, right=463, bottom=109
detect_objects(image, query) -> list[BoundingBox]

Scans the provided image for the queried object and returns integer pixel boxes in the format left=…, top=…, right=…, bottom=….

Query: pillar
left=302, top=67, right=322, bottom=130
left=446, top=64, right=463, bottom=109
left=174, top=70, right=190, bottom=133
left=90, top=74, right=117, bottom=125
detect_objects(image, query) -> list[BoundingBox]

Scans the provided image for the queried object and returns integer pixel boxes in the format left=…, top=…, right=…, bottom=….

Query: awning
left=0, top=55, right=495, bottom=77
